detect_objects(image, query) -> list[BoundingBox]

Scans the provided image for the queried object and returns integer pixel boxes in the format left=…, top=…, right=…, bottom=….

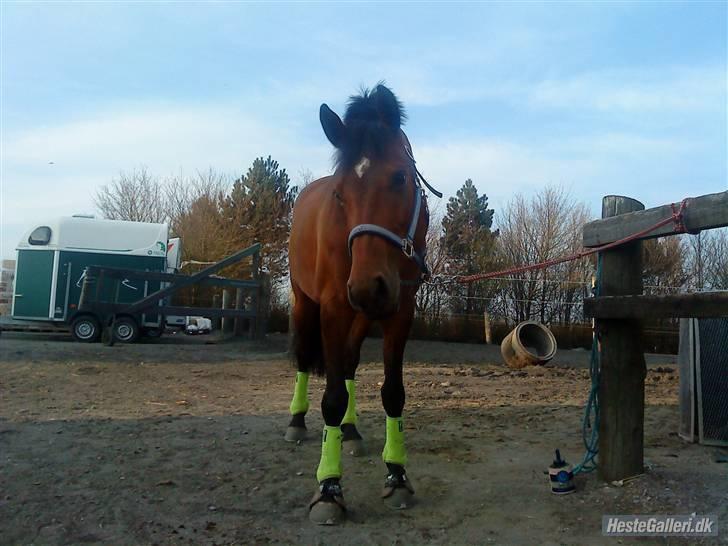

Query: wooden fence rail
left=583, top=190, right=728, bottom=247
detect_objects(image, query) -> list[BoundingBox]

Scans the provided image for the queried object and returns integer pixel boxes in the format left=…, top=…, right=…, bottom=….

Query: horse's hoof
left=343, top=438, right=366, bottom=457
left=309, top=500, right=346, bottom=525
left=309, top=479, right=347, bottom=525
left=383, top=486, right=415, bottom=510
left=284, top=426, right=307, bottom=443
left=382, top=465, right=415, bottom=510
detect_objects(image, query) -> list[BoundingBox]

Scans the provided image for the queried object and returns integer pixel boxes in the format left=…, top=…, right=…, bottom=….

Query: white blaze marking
left=354, top=157, right=370, bottom=178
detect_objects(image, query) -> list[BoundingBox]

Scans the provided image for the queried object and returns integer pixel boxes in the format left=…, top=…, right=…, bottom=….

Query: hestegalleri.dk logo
left=602, top=514, right=718, bottom=536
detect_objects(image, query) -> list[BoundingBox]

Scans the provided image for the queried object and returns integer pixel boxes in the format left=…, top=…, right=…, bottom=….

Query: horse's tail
left=288, top=288, right=326, bottom=376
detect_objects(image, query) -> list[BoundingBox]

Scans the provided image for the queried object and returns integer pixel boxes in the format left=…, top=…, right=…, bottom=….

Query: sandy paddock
left=0, top=333, right=725, bottom=545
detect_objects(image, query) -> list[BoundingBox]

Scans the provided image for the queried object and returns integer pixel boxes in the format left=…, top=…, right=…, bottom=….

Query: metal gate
left=679, top=316, right=728, bottom=446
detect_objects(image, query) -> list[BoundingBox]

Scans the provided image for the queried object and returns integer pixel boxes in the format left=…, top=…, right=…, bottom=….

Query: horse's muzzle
left=347, top=275, right=399, bottom=319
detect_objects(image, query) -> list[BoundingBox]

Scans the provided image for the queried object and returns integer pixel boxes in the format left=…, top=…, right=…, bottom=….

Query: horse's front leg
left=341, top=315, right=369, bottom=456
left=380, top=309, right=415, bottom=509
left=308, top=303, right=354, bottom=525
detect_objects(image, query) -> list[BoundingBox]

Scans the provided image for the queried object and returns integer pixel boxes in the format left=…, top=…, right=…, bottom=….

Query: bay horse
left=285, top=84, right=440, bottom=524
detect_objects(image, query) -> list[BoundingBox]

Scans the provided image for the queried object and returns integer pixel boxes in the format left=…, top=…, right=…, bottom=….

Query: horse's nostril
left=374, top=275, right=388, bottom=300
left=347, top=283, right=363, bottom=311
left=347, top=276, right=392, bottom=315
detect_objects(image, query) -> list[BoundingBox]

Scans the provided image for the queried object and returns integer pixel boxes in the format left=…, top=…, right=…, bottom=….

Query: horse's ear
left=373, top=84, right=403, bottom=130
left=320, top=104, right=347, bottom=149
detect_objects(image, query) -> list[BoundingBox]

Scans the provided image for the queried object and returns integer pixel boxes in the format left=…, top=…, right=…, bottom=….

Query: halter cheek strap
left=403, top=146, right=442, bottom=199
left=346, top=141, right=441, bottom=283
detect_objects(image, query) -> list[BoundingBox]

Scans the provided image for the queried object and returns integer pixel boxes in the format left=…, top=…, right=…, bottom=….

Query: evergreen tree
left=221, top=156, right=297, bottom=283
left=441, top=179, right=497, bottom=318
left=442, top=179, right=495, bottom=272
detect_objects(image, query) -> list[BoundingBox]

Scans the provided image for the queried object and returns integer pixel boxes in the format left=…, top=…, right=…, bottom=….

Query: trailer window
left=28, top=226, right=52, bottom=245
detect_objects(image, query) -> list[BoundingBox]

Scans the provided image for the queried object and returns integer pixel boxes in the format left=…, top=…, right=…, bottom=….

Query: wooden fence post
left=234, top=288, right=245, bottom=336
left=598, top=195, right=647, bottom=482
left=212, top=294, right=221, bottom=331
left=222, top=289, right=232, bottom=333
left=483, top=311, right=492, bottom=344
left=254, top=273, right=270, bottom=339
left=249, top=250, right=261, bottom=339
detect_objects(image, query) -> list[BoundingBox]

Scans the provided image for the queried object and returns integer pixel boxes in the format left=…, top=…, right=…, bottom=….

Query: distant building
left=0, top=259, right=15, bottom=316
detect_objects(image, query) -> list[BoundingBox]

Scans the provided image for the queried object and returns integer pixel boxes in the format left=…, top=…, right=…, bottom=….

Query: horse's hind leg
left=284, top=286, right=321, bottom=443
left=341, top=315, right=369, bottom=456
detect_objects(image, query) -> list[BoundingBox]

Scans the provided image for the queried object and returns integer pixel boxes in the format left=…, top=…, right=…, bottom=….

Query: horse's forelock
left=335, top=84, right=406, bottom=172
left=344, top=84, right=406, bottom=129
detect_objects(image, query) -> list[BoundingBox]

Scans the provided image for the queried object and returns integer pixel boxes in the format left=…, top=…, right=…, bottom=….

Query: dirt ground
left=0, top=332, right=726, bottom=545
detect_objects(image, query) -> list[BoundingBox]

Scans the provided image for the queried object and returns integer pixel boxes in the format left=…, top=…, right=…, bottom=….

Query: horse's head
left=319, top=84, right=427, bottom=320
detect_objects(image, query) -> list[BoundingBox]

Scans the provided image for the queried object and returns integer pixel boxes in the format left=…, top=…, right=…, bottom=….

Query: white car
left=185, top=317, right=211, bottom=335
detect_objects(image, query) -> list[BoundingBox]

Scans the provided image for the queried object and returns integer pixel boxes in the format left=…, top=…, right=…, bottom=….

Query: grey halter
left=347, top=145, right=442, bottom=282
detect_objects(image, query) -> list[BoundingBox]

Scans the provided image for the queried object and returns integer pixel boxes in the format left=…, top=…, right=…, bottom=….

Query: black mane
left=336, top=84, right=406, bottom=170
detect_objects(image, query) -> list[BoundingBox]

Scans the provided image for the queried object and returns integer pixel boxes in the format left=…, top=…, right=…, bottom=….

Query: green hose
left=573, top=254, right=601, bottom=475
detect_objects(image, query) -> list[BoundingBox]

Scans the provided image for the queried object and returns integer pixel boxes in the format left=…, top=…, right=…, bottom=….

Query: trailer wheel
left=71, top=315, right=101, bottom=343
left=112, top=316, right=140, bottom=343
left=143, top=327, right=163, bottom=339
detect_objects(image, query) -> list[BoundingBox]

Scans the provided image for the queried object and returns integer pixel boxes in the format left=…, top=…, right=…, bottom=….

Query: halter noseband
left=346, top=145, right=442, bottom=283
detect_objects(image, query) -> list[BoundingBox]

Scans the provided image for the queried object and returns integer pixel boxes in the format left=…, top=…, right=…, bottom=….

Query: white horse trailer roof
left=16, top=217, right=168, bottom=258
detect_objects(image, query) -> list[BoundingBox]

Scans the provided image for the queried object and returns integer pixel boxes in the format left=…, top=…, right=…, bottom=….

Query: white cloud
left=1, top=103, right=332, bottom=258
left=414, top=139, right=596, bottom=210
left=411, top=131, right=710, bottom=218
left=527, top=65, right=725, bottom=113
left=2, top=69, right=724, bottom=260
left=4, top=104, right=329, bottom=174
left=363, top=63, right=726, bottom=113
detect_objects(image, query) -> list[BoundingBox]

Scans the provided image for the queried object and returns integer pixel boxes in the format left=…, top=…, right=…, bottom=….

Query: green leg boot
left=341, top=379, right=366, bottom=456
left=285, top=371, right=309, bottom=442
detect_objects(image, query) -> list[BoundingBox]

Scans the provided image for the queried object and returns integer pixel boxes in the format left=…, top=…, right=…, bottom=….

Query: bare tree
left=94, top=167, right=167, bottom=223
left=642, top=236, right=688, bottom=294
left=557, top=203, right=592, bottom=324
left=703, top=229, right=728, bottom=289
left=685, top=228, right=728, bottom=291
left=416, top=208, right=448, bottom=321
left=297, top=168, right=316, bottom=189
left=165, top=168, right=229, bottom=237
left=494, top=185, right=592, bottom=326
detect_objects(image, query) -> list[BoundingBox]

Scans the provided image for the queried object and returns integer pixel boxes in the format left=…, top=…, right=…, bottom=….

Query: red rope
left=457, top=198, right=689, bottom=284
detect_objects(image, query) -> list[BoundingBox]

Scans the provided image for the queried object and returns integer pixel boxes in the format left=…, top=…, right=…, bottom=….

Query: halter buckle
left=402, top=238, right=415, bottom=258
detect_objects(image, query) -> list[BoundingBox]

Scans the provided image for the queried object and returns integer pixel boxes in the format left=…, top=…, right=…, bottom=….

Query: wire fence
left=422, top=274, right=689, bottom=293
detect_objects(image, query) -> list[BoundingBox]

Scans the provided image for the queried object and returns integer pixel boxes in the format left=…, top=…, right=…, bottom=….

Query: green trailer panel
left=13, top=250, right=55, bottom=319
left=55, top=251, right=165, bottom=324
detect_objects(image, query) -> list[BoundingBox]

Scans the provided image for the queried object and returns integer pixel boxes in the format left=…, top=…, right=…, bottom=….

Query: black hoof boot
left=309, top=478, right=346, bottom=525
left=341, top=423, right=366, bottom=456
left=382, top=463, right=415, bottom=510
left=285, top=413, right=307, bottom=442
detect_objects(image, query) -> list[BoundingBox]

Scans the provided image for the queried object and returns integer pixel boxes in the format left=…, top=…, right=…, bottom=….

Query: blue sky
left=2, top=1, right=726, bottom=260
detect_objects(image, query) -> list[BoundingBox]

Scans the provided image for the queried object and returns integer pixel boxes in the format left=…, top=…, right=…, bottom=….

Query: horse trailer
left=5, top=215, right=265, bottom=343
left=10, top=216, right=173, bottom=341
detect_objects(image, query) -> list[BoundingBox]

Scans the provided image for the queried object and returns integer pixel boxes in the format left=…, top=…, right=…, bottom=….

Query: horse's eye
left=392, top=171, right=407, bottom=186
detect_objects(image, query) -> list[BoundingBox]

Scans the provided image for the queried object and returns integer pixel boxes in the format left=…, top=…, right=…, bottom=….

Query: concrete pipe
left=500, top=320, right=558, bottom=369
